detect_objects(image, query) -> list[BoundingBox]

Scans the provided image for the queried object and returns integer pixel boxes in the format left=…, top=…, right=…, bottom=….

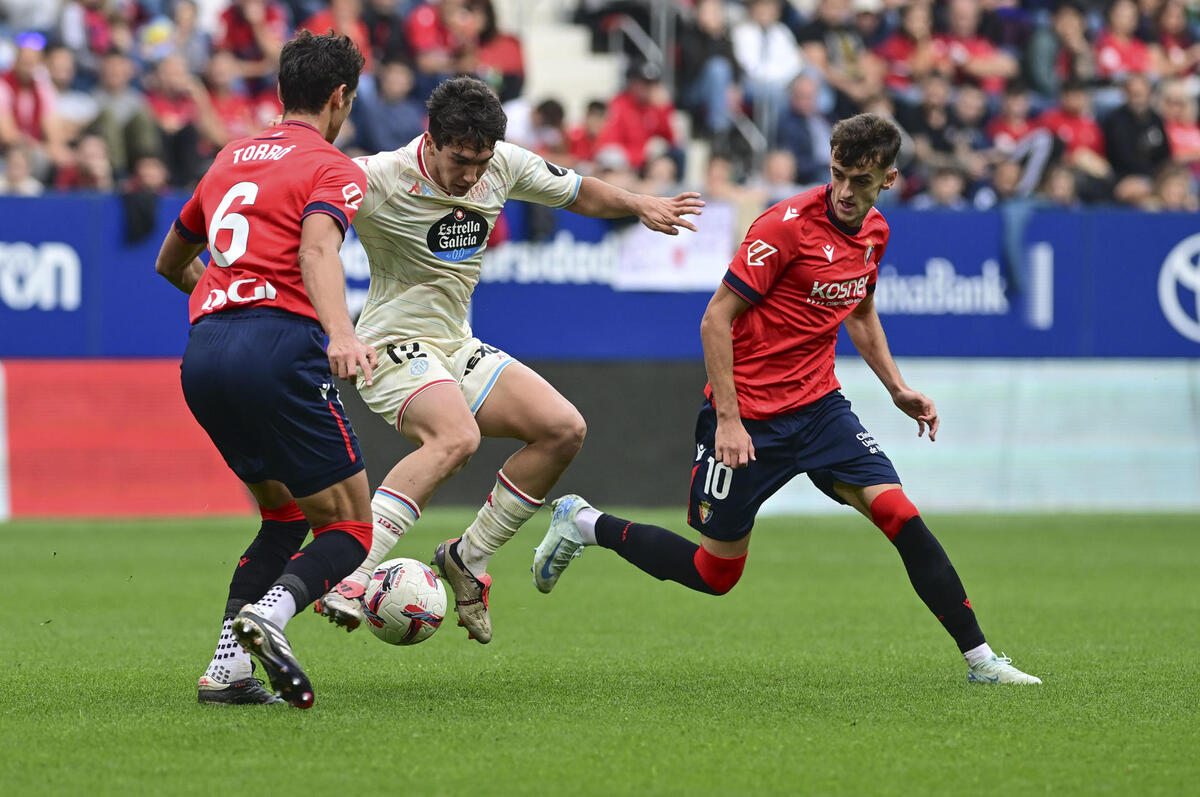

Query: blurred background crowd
left=3, top=0, right=1200, bottom=215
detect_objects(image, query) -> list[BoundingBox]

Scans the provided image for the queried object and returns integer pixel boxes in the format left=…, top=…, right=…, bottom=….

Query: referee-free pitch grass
left=2, top=512, right=1196, bottom=796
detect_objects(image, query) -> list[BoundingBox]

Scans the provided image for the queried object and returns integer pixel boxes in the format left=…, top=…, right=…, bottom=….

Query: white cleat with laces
left=967, top=653, right=1042, bottom=684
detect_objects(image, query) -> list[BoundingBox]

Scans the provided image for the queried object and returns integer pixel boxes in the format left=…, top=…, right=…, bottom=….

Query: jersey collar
left=281, top=120, right=322, bottom=136
left=824, top=184, right=864, bottom=237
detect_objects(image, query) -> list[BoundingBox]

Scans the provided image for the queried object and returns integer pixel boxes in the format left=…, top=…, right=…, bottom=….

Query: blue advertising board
left=2, top=194, right=1198, bottom=358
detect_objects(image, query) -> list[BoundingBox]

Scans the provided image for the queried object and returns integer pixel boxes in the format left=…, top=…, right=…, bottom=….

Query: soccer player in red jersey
left=154, top=32, right=377, bottom=708
left=534, top=114, right=1041, bottom=685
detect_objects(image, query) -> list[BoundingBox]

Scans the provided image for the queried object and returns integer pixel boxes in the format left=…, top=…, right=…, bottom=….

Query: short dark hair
left=278, top=31, right=365, bottom=114
left=427, top=76, right=507, bottom=150
left=829, top=113, right=901, bottom=170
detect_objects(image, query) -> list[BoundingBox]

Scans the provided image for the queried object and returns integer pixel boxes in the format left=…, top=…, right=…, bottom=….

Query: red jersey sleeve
left=722, top=210, right=796, bottom=305
left=302, top=156, right=367, bottom=236
left=174, top=177, right=207, bottom=244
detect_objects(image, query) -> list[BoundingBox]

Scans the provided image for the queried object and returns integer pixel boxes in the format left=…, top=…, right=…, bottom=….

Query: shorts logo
left=428, top=207, right=489, bottom=262
left=695, top=443, right=705, bottom=462
left=410, top=360, right=429, bottom=376
left=746, top=239, right=777, bottom=267
left=697, top=501, right=713, bottom=524
left=856, top=431, right=881, bottom=455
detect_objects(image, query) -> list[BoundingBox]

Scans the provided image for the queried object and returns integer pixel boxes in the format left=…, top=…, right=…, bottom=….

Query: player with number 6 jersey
left=534, top=113, right=1042, bottom=686
left=154, top=32, right=378, bottom=709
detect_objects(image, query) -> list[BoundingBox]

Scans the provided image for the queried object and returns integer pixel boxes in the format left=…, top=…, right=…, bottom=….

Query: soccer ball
left=362, top=558, right=447, bottom=645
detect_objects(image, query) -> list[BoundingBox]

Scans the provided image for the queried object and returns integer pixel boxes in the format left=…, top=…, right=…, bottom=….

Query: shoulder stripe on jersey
left=302, top=201, right=349, bottom=234
left=722, top=270, right=762, bottom=304
left=554, top=174, right=583, bottom=208
left=173, top=217, right=206, bottom=243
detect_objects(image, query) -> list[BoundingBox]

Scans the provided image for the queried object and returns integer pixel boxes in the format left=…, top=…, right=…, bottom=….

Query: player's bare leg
left=435, top=364, right=585, bottom=642
left=834, top=481, right=1041, bottom=684
left=317, top=383, right=478, bottom=629
left=230, top=473, right=373, bottom=708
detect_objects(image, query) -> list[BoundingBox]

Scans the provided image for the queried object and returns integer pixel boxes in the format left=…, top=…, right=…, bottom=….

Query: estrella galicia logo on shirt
left=427, top=207, right=488, bottom=262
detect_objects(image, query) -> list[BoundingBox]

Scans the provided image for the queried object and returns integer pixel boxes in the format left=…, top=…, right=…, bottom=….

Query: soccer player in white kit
left=314, top=76, right=704, bottom=643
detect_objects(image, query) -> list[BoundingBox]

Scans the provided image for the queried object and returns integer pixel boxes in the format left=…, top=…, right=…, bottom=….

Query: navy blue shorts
left=180, top=307, right=365, bottom=498
left=687, top=390, right=901, bottom=541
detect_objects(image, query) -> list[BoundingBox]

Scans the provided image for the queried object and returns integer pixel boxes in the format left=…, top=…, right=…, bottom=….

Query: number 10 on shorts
left=702, top=456, right=733, bottom=500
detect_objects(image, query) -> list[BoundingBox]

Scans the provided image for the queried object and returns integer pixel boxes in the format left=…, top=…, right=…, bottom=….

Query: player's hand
left=893, top=388, right=938, bottom=442
left=714, top=418, right=755, bottom=469
left=637, top=192, right=704, bottom=235
left=327, top=332, right=377, bottom=386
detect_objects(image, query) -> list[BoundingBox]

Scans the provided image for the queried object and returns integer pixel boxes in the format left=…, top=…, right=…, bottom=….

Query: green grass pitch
left=2, top=511, right=1197, bottom=795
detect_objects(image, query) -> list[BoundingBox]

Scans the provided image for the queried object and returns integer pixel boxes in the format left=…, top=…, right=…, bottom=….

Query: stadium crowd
left=2, top=0, right=1199, bottom=213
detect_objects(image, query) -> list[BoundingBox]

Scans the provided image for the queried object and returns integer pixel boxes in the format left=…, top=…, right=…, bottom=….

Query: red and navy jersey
left=175, top=121, right=366, bottom=324
left=710, top=184, right=890, bottom=420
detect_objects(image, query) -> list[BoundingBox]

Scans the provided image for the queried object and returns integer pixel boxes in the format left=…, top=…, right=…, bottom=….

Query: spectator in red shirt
left=1036, top=78, right=1113, bottom=199
left=1150, top=0, right=1200, bottom=80
left=932, top=0, right=1018, bottom=95
left=460, top=0, right=524, bottom=102
left=205, top=50, right=258, bottom=146
left=216, top=0, right=289, bottom=84
left=406, top=0, right=472, bottom=95
left=145, top=53, right=220, bottom=186
left=53, top=132, right=115, bottom=191
left=301, top=0, right=374, bottom=73
left=1094, top=0, right=1160, bottom=83
left=594, top=61, right=678, bottom=173
left=567, top=99, right=606, bottom=169
left=1160, top=78, right=1200, bottom=177
left=873, top=3, right=949, bottom=102
left=986, top=80, right=1035, bottom=153
left=0, top=35, right=71, bottom=177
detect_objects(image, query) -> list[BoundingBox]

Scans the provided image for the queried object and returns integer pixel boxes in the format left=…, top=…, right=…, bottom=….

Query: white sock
left=576, top=506, right=601, bottom=545
left=458, top=470, right=544, bottom=574
left=253, top=584, right=297, bottom=629
left=349, top=487, right=421, bottom=585
left=963, top=642, right=995, bottom=667
left=203, top=618, right=252, bottom=683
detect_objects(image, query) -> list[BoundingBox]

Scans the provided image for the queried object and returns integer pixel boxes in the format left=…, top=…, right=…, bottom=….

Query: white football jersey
left=352, top=136, right=582, bottom=347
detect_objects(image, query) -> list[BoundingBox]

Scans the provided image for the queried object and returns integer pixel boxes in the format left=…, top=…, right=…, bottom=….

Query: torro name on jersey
left=810, top=275, right=869, bottom=301
left=232, top=143, right=296, bottom=164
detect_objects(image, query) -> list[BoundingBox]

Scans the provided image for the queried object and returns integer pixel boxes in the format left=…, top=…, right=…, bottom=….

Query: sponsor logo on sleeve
left=342, top=182, right=363, bottom=209
left=545, top=161, right=568, bottom=177
left=746, top=239, right=777, bottom=267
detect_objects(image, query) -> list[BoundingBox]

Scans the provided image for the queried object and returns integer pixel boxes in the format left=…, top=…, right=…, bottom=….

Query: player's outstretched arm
left=564, top=176, right=704, bottom=235
left=844, top=294, right=938, bottom=441
left=298, top=213, right=377, bottom=386
left=154, top=229, right=207, bottom=295
left=701, top=285, right=756, bottom=468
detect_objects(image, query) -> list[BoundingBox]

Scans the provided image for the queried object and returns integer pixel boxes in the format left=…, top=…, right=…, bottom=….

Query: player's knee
left=428, top=425, right=481, bottom=475
left=549, top=407, right=587, bottom=457
left=693, top=546, right=747, bottom=595
left=869, top=488, right=919, bottom=542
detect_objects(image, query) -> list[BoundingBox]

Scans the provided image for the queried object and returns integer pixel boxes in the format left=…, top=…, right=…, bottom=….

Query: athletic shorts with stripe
left=180, top=307, right=365, bottom=498
left=687, top=390, right=902, bottom=542
left=356, top=336, right=515, bottom=428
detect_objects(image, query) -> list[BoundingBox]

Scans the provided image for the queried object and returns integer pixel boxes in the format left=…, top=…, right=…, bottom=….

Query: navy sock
left=223, top=518, right=309, bottom=620
left=275, top=529, right=368, bottom=610
left=595, top=513, right=719, bottom=595
left=891, top=516, right=986, bottom=653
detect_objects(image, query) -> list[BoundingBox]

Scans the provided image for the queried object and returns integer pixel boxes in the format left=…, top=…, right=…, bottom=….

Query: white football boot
left=967, top=653, right=1043, bottom=684
left=531, top=494, right=589, bottom=594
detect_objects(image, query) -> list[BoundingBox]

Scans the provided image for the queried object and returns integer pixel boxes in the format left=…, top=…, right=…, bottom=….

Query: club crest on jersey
left=410, top=359, right=429, bottom=376
left=746, top=239, right=777, bottom=267
left=698, top=501, right=713, bottom=524
left=427, top=206, right=489, bottom=262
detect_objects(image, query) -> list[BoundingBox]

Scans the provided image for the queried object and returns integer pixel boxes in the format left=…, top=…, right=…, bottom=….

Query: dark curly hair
left=278, top=31, right=365, bottom=115
left=829, top=113, right=902, bottom=170
left=427, top=76, right=507, bottom=150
